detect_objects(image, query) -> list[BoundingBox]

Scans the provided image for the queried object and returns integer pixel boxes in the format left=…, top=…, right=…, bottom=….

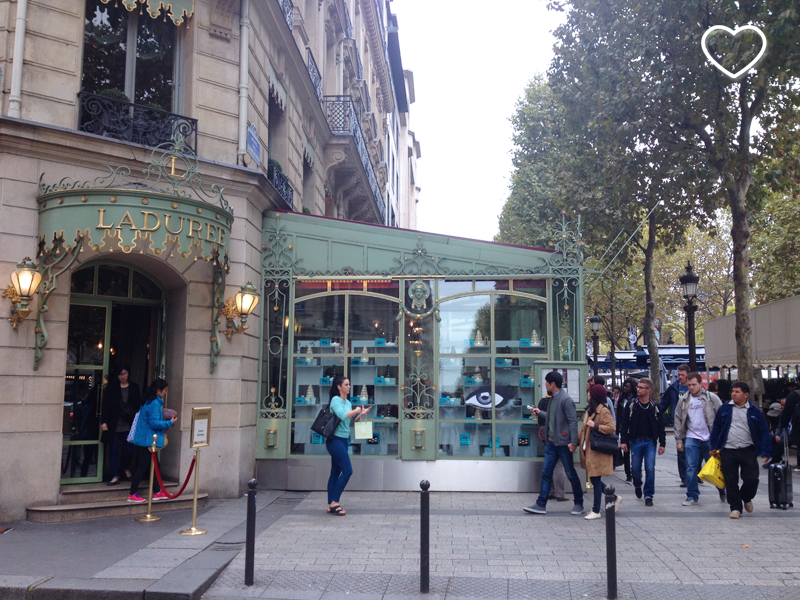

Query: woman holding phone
left=326, top=375, right=371, bottom=515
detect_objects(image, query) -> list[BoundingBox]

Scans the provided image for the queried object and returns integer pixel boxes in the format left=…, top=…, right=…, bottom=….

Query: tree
left=751, top=191, right=800, bottom=303
left=547, top=0, right=800, bottom=386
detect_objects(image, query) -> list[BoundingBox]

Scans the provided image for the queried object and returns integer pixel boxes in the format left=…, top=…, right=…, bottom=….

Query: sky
left=391, top=0, right=566, bottom=241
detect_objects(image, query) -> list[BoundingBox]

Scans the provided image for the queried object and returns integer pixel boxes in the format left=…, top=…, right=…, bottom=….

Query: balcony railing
left=78, top=92, right=198, bottom=155
left=323, top=95, right=385, bottom=222
left=307, top=48, right=322, bottom=103
left=277, top=0, right=293, bottom=31
left=267, top=163, right=295, bottom=209
left=342, top=0, right=353, bottom=38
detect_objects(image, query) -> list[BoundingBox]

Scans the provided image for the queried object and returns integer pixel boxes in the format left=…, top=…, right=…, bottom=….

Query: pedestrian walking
left=777, top=380, right=800, bottom=471
left=618, top=378, right=666, bottom=507
left=674, top=372, right=722, bottom=506
left=538, top=393, right=568, bottom=501
left=524, top=371, right=584, bottom=516
left=710, top=381, right=772, bottom=518
left=325, top=376, right=371, bottom=516
left=128, top=379, right=176, bottom=503
left=616, top=379, right=637, bottom=484
left=662, top=364, right=690, bottom=485
left=580, top=384, right=623, bottom=520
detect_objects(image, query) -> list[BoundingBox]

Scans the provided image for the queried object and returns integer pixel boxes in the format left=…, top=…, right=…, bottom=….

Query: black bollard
left=244, top=479, right=257, bottom=587
left=420, top=480, right=430, bottom=594
left=604, top=484, right=617, bottom=600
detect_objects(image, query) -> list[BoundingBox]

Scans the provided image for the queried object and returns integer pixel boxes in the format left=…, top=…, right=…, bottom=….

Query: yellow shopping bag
left=698, top=455, right=725, bottom=489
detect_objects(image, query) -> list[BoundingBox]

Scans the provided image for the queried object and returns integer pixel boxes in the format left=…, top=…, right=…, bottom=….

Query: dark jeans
left=537, top=441, right=584, bottom=507
left=631, top=439, right=657, bottom=498
left=720, top=446, right=760, bottom=512
left=622, top=447, right=631, bottom=479
left=129, top=445, right=161, bottom=496
left=590, top=476, right=607, bottom=513
left=677, top=447, right=687, bottom=482
left=108, top=431, right=133, bottom=479
left=326, top=435, right=353, bottom=504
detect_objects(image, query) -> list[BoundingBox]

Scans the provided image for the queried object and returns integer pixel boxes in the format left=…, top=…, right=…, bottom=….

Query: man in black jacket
left=777, top=380, right=800, bottom=470
left=619, top=378, right=666, bottom=506
left=662, top=364, right=690, bottom=485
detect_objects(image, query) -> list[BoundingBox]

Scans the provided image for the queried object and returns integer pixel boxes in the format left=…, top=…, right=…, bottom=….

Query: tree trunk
left=643, top=212, right=661, bottom=400
left=729, top=179, right=754, bottom=388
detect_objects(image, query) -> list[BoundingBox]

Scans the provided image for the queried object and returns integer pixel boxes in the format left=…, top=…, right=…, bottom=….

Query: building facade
left=0, top=0, right=584, bottom=523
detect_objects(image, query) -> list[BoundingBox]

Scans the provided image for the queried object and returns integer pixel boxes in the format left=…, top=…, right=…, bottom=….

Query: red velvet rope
left=150, top=452, right=196, bottom=499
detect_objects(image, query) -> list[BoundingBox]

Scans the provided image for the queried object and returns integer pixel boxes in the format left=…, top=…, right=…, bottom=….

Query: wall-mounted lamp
left=3, top=257, right=43, bottom=328
left=221, top=281, right=260, bottom=340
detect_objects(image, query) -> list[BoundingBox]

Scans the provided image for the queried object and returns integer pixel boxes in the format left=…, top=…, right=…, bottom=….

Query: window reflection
left=439, top=295, right=491, bottom=354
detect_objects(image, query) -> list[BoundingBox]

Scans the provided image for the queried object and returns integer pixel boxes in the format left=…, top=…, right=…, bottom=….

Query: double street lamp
left=679, top=262, right=700, bottom=372
left=589, top=311, right=602, bottom=377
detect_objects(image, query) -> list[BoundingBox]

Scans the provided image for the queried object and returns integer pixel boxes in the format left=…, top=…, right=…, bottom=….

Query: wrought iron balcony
left=78, top=92, right=198, bottom=155
left=267, top=163, right=295, bottom=210
left=323, top=95, right=385, bottom=222
left=277, top=0, right=293, bottom=31
left=307, top=48, right=322, bottom=103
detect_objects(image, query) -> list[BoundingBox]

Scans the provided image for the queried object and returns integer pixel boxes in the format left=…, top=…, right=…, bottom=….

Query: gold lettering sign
left=141, top=211, right=162, bottom=232
left=165, top=214, right=184, bottom=235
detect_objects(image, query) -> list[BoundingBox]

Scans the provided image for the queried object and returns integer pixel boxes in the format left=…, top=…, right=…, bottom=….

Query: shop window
left=71, top=266, right=96, bottom=295
left=438, top=295, right=491, bottom=355
left=295, top=280, right=328, bottom=297
left=82, top=0, right=177, bottom=110
left=289, top=291, right=401, bottom=456
left=492, top=295, right=547, bottom=355
left=97, top=265, right=130, bottom=297
left=438, top=280, right=472, bottom=298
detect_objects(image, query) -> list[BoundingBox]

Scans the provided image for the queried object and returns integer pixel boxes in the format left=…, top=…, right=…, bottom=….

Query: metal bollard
left=420, top=480, right=430, bottom=594
left=604, top=484, right=617, bottom=600
left=244, top=479, right=257, bottom=586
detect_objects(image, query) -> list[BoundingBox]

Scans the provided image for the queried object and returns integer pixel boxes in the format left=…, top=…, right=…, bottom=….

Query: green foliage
left=751, top=191, right=800, bottom=303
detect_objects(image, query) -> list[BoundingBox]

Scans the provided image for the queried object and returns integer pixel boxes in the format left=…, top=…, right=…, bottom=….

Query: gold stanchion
left=135, top=435, right=161, bottom=522
left=180, top=447, right=206, bottom=535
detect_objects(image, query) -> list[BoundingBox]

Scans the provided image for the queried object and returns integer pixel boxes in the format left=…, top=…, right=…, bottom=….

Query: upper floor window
left=82, top=0, right=177, bottom=111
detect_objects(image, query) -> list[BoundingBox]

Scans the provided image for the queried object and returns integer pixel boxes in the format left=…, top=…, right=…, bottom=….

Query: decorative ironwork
left=260, top=279, right=289, bottom=419
left=78, top=92, right=198, bottom=156
left=210, top=248, right=228, bottom=374
left=403, top=359, right=435, bottom=420
left=548, top=213, right=583, bottom=276
left=38, top=133, right=232, bottom=217
left=34, top=233, right=85, bottom=371
left=342, top=0, right=353, bottom=38
left=306, top=49, right=323, bottom=104
left=267, top=164, right=295, bottom=210
left=322, top=95, right=386, bottom=222
left=104, top=0, right=195, bottom=26
left=277, top=0, right=293, bottom=31
left=553, top=278, right=578, bottom=361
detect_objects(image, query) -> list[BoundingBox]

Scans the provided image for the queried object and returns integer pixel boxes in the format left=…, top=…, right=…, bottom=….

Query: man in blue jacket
left=710, top=381, right=771, bottom=519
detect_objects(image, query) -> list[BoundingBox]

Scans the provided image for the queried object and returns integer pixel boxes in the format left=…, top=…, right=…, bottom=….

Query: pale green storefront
left=256, top=212, right=588, bottom=491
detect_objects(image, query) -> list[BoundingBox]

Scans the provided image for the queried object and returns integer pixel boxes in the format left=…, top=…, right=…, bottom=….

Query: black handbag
left=311, top=404, right=341, bottom=439
left=590, top=429, right=619, bottom=455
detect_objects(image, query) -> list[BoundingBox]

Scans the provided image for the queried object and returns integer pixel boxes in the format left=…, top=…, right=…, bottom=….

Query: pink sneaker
left=127, top=494, right=146, bottom=503
left=152, top=491, right=169, bottom=501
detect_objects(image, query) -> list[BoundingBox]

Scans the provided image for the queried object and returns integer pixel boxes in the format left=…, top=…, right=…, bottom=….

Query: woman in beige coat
left=580, top=384, right=623, bottom=520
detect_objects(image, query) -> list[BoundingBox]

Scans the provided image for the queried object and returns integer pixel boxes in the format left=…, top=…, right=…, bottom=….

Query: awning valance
left=103, top=0, right=195, bottom=26
left=704, top=295, right=800, bottom=367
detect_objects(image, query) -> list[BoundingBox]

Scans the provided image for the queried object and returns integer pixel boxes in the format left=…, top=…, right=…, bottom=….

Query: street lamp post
left=589, top=312, right=602, bottom=378
left=679, top=262, right=700, bottom=372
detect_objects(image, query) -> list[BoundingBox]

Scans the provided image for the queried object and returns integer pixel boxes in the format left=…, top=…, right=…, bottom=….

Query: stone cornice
left=358, top=0, right=394, bottom=113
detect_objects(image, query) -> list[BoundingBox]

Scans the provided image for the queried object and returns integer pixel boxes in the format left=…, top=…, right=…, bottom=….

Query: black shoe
left=625, top=478, right=633, bottom=485
left=645, top=497, right=653, bottom=507
left=679, top=480, right=687, bottom=488
left=762, top=462, right=772, bottom=470
left=635, top=486, right=643, bottom=499
left=719, top=488, right=726, bottom=502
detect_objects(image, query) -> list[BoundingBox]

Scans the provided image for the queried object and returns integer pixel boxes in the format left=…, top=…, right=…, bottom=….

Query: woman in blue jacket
left=326, top=375, right=371, bottom=515
left=128, top=379, right=177, bottom=503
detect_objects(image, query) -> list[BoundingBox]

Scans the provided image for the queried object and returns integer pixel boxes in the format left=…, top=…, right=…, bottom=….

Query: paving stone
left=445, top=576, right=508, bottom=599
left=261, top=571, right=335, bottom=600
left=508, top=579, right=571, bottom=599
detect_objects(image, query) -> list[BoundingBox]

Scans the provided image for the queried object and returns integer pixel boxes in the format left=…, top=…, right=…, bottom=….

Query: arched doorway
left=61, top=262, right=166, bottom=484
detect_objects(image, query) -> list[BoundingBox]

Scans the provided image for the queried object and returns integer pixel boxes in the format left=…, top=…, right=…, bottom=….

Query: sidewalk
left=3, top=442, right=800, bottom=599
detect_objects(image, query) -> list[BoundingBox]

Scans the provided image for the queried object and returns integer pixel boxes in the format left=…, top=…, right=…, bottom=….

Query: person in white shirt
left=673, top=372, right=721, bottom=505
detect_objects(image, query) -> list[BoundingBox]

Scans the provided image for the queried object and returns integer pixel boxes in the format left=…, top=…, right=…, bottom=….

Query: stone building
left=1, top=0, right=588, bottom=525
left=0, top=0, right=420, bottom=521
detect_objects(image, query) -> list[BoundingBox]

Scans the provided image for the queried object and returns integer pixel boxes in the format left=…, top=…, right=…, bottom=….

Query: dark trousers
left=622, top=447, right=631, bottom=479
left=108, top=431, right=133, bottom=479
left=677, top=447, right=687, bottom=482
left=326, top=435, right=353, bottom=504
left=129, top=445, right=161, bottom=496
left=590, top=476, right=607, bottom=513
left=537, top=441, right=584, bottom=507
left=720, top=446, right=759, bottom=512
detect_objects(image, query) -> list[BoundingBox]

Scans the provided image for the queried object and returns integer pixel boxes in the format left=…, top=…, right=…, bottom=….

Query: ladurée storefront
left=1, top=139, right=587, bottom=520
left=256, top=211, right=589, bottom=491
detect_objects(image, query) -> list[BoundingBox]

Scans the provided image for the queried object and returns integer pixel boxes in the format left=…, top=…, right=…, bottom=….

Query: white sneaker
left=682, top=498, right=698, bottom=506
left=614, top=495, right=623, bottom=513
left=584, top=511, right=602, bottom=520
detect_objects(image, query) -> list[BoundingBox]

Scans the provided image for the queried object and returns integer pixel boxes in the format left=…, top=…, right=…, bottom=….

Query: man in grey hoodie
left=524, top=371, right=584, bottom=515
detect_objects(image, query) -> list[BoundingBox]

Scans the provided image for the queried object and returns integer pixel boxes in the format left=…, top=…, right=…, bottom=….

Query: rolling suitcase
left=769, top=433, right=793, bottom=509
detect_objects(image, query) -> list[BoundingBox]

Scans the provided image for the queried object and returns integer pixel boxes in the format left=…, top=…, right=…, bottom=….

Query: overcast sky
left=391, top=0, right=566, bottom=241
